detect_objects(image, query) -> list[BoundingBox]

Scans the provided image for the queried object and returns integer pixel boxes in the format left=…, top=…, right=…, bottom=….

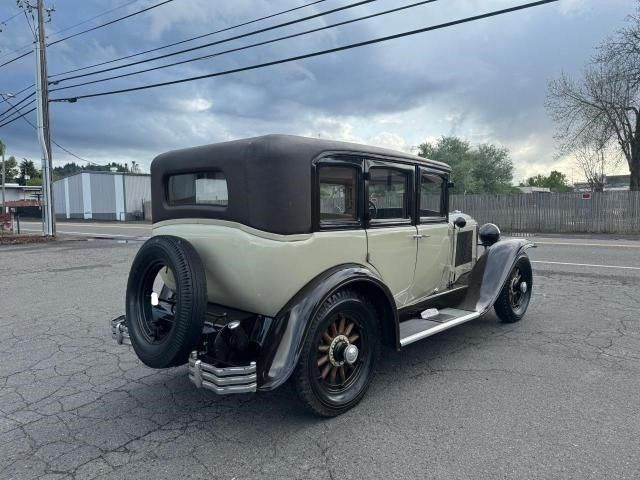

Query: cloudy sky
left=0, top=0, right=635, bottom=183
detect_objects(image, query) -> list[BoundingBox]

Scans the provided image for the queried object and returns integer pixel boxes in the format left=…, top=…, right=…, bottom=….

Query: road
left=19, top=221, right=151, bottom=240
left=0, top=232, right=639, bottom=479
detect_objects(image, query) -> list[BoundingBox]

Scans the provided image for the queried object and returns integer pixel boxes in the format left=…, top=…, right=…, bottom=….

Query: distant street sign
left=582, top=192, right=592, bottom=200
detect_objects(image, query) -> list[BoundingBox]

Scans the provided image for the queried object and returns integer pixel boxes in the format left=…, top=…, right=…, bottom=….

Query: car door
left=411, top=168, right=452, bottom=301
left=364, top=160, right=418, bottom=308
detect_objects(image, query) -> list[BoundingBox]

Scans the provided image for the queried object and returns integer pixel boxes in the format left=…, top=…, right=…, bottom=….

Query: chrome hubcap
left=344, top=344, right=359, bottom=365
left=317, top=313, right=362, bottom=388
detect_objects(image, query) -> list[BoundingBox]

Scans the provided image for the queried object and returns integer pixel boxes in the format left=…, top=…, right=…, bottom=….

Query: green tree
left=522, top=170, right=572, bottom=192
left=417, top=136, right=514, bottom=193
left=19, top=159, right=41, bottom=186
left=1, top=155, right=19, bottom=183
left=52, top=161, right=131, bottom=181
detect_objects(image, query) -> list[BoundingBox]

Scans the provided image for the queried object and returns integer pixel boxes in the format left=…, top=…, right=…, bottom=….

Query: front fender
left=258, top=263, right=396, bottom=391
left=459, top=238, right=535, bottom=315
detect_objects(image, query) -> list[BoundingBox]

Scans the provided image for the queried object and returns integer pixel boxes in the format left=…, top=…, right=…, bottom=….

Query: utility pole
left=34, top=0, right=55, bottom=236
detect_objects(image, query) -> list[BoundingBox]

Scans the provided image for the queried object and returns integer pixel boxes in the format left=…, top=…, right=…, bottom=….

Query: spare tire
left=126, top=235, right=207, bottom=368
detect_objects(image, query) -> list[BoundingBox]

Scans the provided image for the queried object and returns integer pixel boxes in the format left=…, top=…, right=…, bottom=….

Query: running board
left=399, top=308, right=481, bottom=347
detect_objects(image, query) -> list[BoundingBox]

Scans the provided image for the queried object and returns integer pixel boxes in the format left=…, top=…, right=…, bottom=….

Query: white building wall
left=66, top=174, right=84, bottom=218
left=90, top=173, right=116, bottom=220
left=114, top=174, right=125, bottom=221
left=81, top=173, right=92, bottom=219
left=124, top=175, right=151, bottom=220
left=53, top=180, right=66, bottom=216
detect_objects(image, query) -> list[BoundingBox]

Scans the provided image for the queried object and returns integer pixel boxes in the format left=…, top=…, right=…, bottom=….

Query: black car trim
left=458, top=239, right=535, bottom=315
left=258, top=263, right=397, bottom=390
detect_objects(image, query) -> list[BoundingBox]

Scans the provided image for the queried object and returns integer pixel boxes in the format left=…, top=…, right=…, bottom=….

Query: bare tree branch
left=546, top=1, right=640, bottom=190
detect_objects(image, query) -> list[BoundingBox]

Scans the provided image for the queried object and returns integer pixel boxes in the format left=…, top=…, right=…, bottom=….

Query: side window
left=167, top=171, right=228, bottom=207
left=319, top=166, right=359, bottom=223
left=420, top=172, right=445, bottom=218
left=368, top=168, right=410, bottom=221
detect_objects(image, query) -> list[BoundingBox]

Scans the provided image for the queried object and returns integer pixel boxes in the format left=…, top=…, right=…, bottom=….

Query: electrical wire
left=0, top=91, right=35, bottom=120
left=0, top=94, right=103, bottom=165
left=0, top=99, right=36, bottom=124
left=0, top=11, right=22, bottom=25
left=0, top=50, right=31, bottom=69
left=50, top=0, right=377, bottom=84
left=51, top=0, right=440, bottom=92
left=49, top=0, right=330, bottom=78
left=0, top=106, right=36, bottom=128
left=47, top=0, right=176, bottom=47
left=12, top=84, right=35, bottom=97
left=0, top=0, right=175, bottom=68
left=48, top=0, right=142, bottom=37
left=51, top=0, right=560, bottom=102
left=22, top=10, right=36, bottom=39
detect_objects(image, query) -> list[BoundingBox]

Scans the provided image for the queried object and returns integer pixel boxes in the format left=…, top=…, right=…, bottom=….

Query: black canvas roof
left=151, top=134, right=450, bottom=234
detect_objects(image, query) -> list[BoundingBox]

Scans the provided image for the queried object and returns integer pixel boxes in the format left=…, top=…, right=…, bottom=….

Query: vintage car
left=111, top=134, right=533, bottom=416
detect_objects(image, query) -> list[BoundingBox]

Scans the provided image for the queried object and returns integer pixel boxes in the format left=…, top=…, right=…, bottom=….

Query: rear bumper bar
left=110, top=316, right=257, bottom=395
left=188, top=351, right=257, bottom=395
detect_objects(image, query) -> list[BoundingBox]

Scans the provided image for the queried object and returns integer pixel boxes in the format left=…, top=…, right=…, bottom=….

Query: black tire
left=293, top=289, right=380, bottom=417
left=494, top=256, right=533, bottom=323
left=126, top=235, right=207, bottom=368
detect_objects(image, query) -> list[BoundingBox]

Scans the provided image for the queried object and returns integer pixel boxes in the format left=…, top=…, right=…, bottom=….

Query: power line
left=51, top=0, right=560, bottom=103
left=4, top=0, right=143, bottom=62
left=23, top=10, right=36, bottom=38
left=51, top=140, right=101, bottom=166
left=51, top=0, right=440, bottom=93
left=47, top=0, right=177, bottom=47
left=0, top=50, right=31, bottom=69
left=0, top=99, right=35, bottom=125
left=48, top=0, right=142, bottom=37
left=0, top=106, right=35, bottom=128
left=0, top=91, right=35, bottom=119
left=0, top=90, right=103, bottom=165
left=13, top=84, right=35, bottom=97
left=1, top=11, right=22, bottom=25
left=0, top=0, right=174, bottom=68
left=50, top=0, right=376, bottom=84
left=49, top=0, right=330, bottom=79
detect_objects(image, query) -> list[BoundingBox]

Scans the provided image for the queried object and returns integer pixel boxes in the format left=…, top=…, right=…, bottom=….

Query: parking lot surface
left=1, top=236, right=639, bottom=479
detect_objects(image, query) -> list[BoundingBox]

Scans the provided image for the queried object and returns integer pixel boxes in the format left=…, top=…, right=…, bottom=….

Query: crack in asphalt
left=0, top=241, right=639, bottom=479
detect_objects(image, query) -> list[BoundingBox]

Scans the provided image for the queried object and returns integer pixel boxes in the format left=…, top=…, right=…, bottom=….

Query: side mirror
left=454, top=216, right=466, bottom=229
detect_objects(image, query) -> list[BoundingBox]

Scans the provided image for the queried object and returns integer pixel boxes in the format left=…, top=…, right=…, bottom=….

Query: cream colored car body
left=154, top=214, right=477, bottom=318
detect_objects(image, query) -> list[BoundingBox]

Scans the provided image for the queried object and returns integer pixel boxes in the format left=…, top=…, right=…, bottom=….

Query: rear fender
left=258, top=263, right=396, bottom=391
left=458, top=239, right=534, bottom=315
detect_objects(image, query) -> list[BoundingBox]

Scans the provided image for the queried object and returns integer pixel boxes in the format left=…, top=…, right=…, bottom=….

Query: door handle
left=413, top=234, right=430, bottom=239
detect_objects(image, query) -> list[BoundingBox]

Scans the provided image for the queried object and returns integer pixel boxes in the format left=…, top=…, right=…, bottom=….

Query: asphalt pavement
left=0, top=231, right=639, bottom=479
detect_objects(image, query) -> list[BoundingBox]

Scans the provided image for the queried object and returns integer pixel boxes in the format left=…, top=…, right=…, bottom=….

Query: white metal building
left=0, top=184, right=42, bottom=204
left=53, top=171, right=151, bottom=221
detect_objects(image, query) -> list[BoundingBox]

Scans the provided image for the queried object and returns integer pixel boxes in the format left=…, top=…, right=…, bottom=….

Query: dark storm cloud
left=0, top=0, right=636, bottom=176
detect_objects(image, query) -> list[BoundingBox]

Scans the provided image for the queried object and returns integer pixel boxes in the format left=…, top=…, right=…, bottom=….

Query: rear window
left=167, top=172, right=228, bottom=206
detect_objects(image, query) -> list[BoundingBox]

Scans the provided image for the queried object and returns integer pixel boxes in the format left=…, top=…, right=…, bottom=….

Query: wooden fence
left=450, top=191, right=640, bottom=234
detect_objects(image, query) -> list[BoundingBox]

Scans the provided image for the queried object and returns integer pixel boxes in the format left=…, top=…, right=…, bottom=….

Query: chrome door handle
left=413, top=234, right=430, bottom=239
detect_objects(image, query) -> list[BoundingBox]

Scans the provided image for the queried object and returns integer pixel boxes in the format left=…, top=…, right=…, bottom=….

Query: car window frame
left=313, top=156, right=365, bottom=231
left=365, top=159, right=415, bottom=228
left=417, top=167, right=449, bottom=224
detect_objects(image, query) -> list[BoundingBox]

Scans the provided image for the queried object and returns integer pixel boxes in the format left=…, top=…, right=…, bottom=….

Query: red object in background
left=0, top=212, right=11, bottom=231
left=581, top=192, right=592, bottom=200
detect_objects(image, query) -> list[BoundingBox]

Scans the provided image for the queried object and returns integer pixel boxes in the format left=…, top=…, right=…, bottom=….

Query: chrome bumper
left=188, top=351, right=257, bottom=395
left=110, top=315, right=130, bottom=345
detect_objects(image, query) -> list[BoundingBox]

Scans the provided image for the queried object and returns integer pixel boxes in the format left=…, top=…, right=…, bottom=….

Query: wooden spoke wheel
left=293, top=289, right=380, bottom=417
